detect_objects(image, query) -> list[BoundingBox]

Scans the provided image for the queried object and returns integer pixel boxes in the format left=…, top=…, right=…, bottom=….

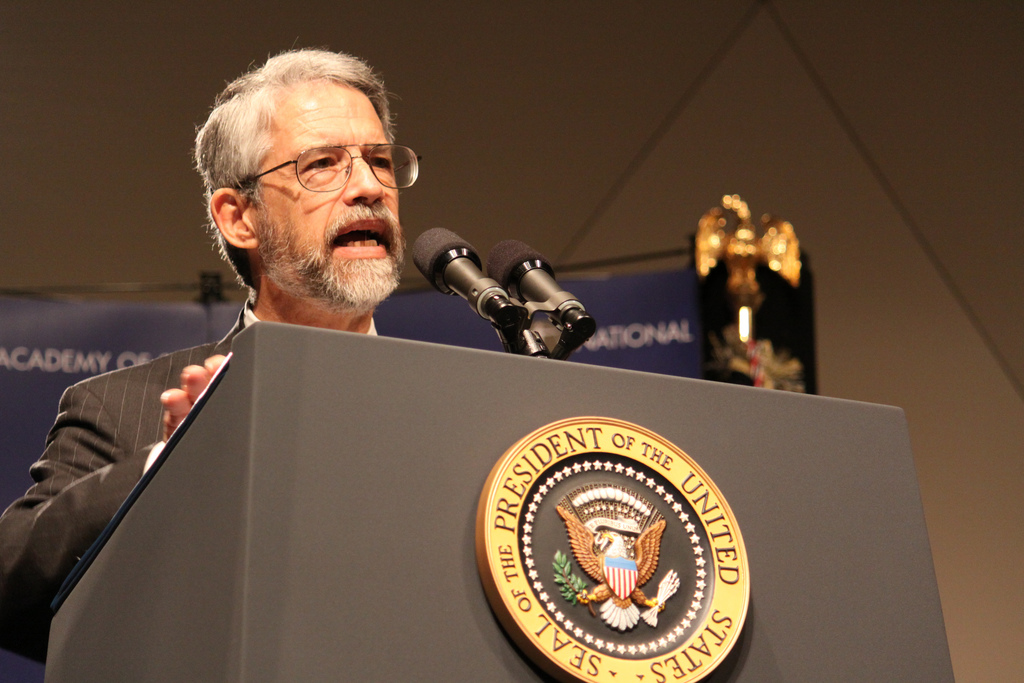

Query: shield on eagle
left=603, top=556, right=639, bottom=600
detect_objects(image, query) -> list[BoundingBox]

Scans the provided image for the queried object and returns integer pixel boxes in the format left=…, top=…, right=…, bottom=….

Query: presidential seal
left=476, top=417, right=749, bottom=683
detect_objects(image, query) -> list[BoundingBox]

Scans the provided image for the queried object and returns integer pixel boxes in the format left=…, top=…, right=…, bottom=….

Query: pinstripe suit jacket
left=0, top=322, right=239, bottom=662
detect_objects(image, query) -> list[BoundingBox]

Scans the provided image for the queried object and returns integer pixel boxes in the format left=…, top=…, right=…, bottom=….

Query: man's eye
left=369, top=156, right=394, bottom=171
left=303, top=156, right=339, bottom=172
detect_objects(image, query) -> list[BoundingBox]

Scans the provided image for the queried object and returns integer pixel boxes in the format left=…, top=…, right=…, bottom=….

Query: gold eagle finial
left=696, top=194, right=801, bottom=342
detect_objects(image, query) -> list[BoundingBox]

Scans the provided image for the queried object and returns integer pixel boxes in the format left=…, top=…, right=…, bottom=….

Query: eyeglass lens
left=295, top=145, right=418, bottom=191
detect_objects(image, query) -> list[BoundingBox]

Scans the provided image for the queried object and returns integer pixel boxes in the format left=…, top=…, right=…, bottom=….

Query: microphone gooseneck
left=412, top=228, right=541, bottom=356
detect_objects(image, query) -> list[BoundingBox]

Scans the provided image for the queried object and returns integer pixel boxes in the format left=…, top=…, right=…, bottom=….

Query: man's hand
left=160, top=355, right=227, bottom=441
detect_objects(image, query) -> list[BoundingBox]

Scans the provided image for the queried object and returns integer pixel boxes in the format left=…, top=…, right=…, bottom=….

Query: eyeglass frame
left=238, top=143, right=420, bottom=192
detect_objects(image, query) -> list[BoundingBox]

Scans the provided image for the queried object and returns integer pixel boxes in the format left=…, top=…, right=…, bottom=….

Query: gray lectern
left=45, top=323, right=953, bottom=681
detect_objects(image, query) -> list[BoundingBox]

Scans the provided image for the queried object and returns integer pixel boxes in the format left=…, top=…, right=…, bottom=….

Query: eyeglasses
left=244, top=144, right=420, bottom=192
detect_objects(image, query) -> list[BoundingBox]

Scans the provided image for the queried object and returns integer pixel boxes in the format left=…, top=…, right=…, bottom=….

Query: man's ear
left=210, top=188, right=259, bottom=250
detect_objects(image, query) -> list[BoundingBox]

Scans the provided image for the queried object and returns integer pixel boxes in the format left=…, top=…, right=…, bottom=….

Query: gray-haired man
left=0, top=48, right=418, bottom=661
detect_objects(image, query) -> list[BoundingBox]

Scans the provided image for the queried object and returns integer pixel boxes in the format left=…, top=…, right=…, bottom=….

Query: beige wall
left=2, top=2, right=1020, bottom=679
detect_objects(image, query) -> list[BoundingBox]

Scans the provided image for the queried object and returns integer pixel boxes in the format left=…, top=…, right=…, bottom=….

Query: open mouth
left=333, top=229, right=389, bottom=249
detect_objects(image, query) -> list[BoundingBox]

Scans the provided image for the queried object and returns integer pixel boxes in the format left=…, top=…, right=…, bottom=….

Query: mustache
left=325, top=203, right=402, bottom=248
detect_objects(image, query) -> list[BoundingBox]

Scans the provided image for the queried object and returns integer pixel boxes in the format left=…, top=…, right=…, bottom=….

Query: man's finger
left=161, top=355, right=228, bottom=441
left=160, top=388, right=192, bottom=440
left=203, top=354, right=227, bottom=375
left=180, top=365, right=213, bottom=404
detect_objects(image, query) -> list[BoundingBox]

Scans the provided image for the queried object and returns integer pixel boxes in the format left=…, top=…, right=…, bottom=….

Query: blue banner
left=376, top=269, right=702, bottom=376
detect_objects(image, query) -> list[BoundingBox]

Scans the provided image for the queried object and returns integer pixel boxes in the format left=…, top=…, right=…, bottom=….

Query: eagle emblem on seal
left=556, top=485, right=680, bottom=631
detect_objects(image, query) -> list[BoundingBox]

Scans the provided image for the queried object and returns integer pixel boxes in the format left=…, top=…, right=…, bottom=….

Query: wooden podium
left=45, top=323, right=953, bottom=681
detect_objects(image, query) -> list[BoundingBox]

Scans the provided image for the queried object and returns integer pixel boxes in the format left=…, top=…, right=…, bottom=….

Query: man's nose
left=341, top=156, right=386, bottom=205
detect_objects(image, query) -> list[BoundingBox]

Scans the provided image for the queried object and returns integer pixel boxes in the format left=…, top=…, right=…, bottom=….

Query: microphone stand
left=548, top=307, right=596, bottom=360
left=516, top=299, right=596, bottom=361
left=484, top=296, right=550, bottom=357
left=491, top=303, right=595, bottom=360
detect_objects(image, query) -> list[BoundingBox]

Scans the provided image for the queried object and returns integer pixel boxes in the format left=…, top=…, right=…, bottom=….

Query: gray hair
left=194, top=48, right=394, bottom=288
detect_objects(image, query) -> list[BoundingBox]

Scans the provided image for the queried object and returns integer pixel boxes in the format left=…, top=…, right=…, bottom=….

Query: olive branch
left=553, top=551, right=588, bottom=604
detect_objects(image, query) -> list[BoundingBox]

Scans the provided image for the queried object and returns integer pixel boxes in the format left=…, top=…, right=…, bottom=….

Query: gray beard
left=255, top=203, right=404, bottom=316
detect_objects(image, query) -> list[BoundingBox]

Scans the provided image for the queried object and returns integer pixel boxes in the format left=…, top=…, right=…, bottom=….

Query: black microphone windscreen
left=486, top=239, right=547, bottom=289
left=412, top=228, right=475, bottom=281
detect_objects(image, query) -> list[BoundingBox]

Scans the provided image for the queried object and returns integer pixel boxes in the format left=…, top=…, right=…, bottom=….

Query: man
left=0, top=48, right=417, bottom=662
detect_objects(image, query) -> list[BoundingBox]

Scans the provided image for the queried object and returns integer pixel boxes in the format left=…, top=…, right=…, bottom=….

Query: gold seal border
left=476, top=417, right=750, bottom=683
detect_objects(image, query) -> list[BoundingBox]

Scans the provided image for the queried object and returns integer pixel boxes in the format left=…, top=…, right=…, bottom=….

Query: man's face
left=251, top=82, right=405, bottom=314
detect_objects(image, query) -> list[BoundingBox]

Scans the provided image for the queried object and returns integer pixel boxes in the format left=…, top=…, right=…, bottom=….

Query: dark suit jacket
left=0, top=322, right=239, bottom=662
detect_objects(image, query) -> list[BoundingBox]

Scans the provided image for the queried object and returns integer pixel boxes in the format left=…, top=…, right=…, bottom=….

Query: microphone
left=487, top=240, right=596, bottom=359
left=413, top=228, right=539, bottom=354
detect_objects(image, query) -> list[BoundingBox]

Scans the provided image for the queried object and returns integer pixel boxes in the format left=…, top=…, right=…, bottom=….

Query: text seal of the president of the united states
left=477, top=417, right=749, bottom=683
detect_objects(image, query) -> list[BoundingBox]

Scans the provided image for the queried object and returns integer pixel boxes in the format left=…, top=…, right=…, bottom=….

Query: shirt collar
left=242, top=302, right=377, bottom=335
